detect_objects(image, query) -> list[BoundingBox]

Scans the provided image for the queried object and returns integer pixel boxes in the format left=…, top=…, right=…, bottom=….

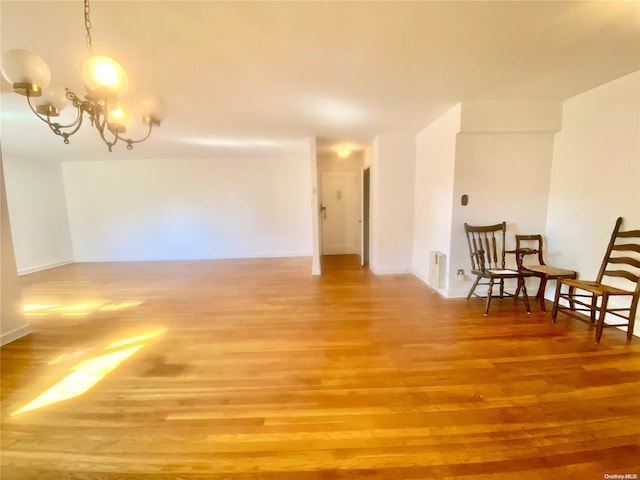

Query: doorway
left=320, top=171, right=360, bottom=255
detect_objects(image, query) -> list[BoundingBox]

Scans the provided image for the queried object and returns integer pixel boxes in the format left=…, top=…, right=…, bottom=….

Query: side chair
left=552, top=217, right=640, bottom=343
left=464, top=222, right=531, bottom=316
left=513, top=234, right=577, bottom=312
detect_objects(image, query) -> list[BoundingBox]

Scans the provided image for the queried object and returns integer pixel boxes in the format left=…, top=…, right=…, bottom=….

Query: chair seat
left=522, top=264, right=576, bottom=277
left=487, top=268, right=520, bottom=276
left=470, top=268, right=521, bottom=277
left=560, top=278, right=635, bottom=296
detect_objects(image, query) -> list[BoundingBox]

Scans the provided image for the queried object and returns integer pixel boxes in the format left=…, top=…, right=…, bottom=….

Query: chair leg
left=567, top=274, right=577, bottom=310
left=595, top=293, right=609, bottom=344
left=514, top=278, right=522, bottom=298
left=627, top=298, right=638, bottom=341
left=590, top=295, right=598, bottom=324
left=551, top=281, right=562, bottom=323
left=466, top=276, right=480, bottom=300
left=520, top=278, right=531, bottom=314
left=568, top=285, right=576, bottom=310
left=537, top=277, right=548, bottom=312
left=485, top=279, right=495, bottom=316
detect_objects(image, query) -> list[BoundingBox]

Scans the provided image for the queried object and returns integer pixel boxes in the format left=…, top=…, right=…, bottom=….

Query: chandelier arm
left=92, top=101, right=120, bottom=152
left=115, top=123, right=153, bottom=150
left=66, top=89, right=85, bottom=108
left=24, top=90, right=82, bottom=129
left=47, top=112, right=85, bottom=143
left=25, top=90, right=86, bottom=144
left=94, top=126, right=119, bottom=152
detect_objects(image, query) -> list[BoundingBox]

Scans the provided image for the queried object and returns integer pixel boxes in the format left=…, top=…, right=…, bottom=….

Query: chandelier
left=1, top=0, right=166, bottom=152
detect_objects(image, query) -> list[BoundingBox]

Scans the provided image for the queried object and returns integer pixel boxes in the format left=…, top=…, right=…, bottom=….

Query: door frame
left=361, top=166, right=370, bottom=266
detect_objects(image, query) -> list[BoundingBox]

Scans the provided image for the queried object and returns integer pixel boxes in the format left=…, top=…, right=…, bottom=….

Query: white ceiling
left=1, top=1, right=639, bottom=162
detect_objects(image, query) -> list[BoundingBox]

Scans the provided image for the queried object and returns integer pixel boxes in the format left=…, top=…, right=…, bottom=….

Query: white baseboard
left=72, top=253, right=314, bottom=263
left=370, top=266, right=412, bottom=275
left=18, top=259, right=73, bottom=276
left=441, top=287, right=470, bottom=299
left=412, top=270, right=430, bottom=284
left=412, top=270, right=469, bottom=298
left=412, top=270, right=444, bottom=294
left=1, top=324, right=32, bottom=346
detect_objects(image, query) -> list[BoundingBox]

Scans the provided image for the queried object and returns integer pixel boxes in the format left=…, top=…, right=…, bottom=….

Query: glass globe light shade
left=107, top=102, right=134, bottom=133
left=33, top=83, right=68, bottom=116
left=1, top=49, right=51, bottom=96
left=82, top=55, right=129, bottom=99
left=135, top=93, right=168, bottom=125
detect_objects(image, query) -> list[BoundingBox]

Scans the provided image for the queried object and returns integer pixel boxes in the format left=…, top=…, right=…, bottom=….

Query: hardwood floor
left=1, top=255, right=639, bottom=479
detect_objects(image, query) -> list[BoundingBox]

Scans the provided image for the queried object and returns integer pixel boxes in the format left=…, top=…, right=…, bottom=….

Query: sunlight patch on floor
left=22, top=301, right=143, bottom=317
left=11, top=328, right=165, bottom=417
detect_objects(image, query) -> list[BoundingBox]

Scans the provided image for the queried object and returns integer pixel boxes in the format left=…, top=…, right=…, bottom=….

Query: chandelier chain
left=84, top=0, right=93, bottom=53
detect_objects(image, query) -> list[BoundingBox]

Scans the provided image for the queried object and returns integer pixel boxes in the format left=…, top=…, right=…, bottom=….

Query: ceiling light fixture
left=337, top=145, right=352, bottom=159
left=0, top=0, right=167, bottom=152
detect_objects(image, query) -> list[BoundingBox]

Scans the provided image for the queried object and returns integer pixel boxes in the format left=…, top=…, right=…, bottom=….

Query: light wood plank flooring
left=2, top=255, right=639, bottom=479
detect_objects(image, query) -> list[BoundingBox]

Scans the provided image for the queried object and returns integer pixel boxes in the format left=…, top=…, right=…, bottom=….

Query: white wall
left=370, top=134, right=416, bottom=274
left=460, top=101, right=564, bottom=134
left=1, top=152, right=30, bottom=345
left=63, top=156, right=313, bottom=261
left=3, top=155, right=74, bottom=274
left=412, top=104, right=460, bottom=290
left=309, top=138, right=321, bottom=275
left=547, top=70, right=640, bottom=335
left=450, top=132, right=556, bottom=276
left=317, top=152, right=364, bottom=174
left=408, top=101, right=561, bottom=297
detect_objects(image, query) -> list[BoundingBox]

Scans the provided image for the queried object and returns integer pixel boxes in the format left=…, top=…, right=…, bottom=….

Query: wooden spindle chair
left=464, top=222, right=531, bottom=316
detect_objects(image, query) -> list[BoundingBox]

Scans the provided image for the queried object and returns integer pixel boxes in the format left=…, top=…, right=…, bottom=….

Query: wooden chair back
left=597, top=217, right=640, bottom=295
left=464, top=222, right=507, bottom=273
left=514, top=234, right=545, bottom=267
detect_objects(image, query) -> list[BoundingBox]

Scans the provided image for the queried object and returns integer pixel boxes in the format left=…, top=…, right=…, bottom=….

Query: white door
left=321, top=171, right=361, bottom=255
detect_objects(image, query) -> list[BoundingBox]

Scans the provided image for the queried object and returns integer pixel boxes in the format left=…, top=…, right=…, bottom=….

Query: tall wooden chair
left=552, top=217, right=640, bottom=343
left=513, top=234, right=577, bottom=312
left=464, top=222, right=531, bottom=316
